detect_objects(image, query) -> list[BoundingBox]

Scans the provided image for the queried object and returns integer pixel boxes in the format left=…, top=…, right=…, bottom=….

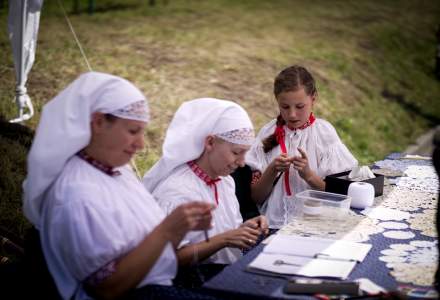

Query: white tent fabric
left=8, top=0, right=43, bottom=123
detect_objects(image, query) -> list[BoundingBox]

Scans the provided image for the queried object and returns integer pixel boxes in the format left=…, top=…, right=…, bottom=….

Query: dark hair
left=104, top=113, right=118, bottom=122
left=262, top=65, right=317, bottom=153
left=261, top=115, right=285, bottom=153
left=273, top=65, right=317, bottom=98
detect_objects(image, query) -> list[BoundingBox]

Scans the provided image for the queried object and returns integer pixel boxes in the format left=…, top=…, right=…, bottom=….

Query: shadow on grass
left=381, top=89, right=440, bottom=126
left=0, top=115, right=33, bottom=260
left=0, top=116, right=34, bottom=149
left=71, top=2, right=141, bottom=15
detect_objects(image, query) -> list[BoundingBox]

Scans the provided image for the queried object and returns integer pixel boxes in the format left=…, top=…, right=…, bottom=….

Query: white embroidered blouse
left=152, top=163, right=243, bottom=264
left=246, top=118, right=358, bottom=228
left=40, top=156, right=177, bottom=300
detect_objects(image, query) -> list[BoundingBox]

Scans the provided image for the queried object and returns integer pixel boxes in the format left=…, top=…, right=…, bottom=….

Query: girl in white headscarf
left=23, top=72, right=213, bottom=300
left=144, top=98, right=268, bottom=269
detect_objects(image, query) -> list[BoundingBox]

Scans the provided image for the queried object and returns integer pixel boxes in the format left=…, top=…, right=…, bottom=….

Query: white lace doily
left=380, top=240, right=438, bottom=286
left=373, top=187, right=437, bottom=212
left=278, top=210, right=383, bottom=243
left=409, top=209, right=437, bottom=238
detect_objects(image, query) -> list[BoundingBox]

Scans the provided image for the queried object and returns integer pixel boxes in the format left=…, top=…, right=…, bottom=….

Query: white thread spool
left=347, top=182, right=375, bottom=209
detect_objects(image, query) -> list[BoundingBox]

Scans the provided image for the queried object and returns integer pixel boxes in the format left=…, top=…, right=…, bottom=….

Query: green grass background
left=0, top=0, right=439, bottom=251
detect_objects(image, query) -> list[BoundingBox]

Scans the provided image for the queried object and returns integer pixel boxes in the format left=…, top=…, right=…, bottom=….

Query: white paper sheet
left=264, top=234, right=372, bottom=262
left=355, top=278, right=387, bottom=294
left=248, top=253, right=356, bottom=279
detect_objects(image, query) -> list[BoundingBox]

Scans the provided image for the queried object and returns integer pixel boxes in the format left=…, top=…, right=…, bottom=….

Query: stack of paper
left=248, top=234, right=371, bottom=279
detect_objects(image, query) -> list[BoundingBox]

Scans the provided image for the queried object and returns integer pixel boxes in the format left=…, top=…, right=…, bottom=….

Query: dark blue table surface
left=204, top=225, right=436, bottom=299
left=204, top=154, right=438, bottom=299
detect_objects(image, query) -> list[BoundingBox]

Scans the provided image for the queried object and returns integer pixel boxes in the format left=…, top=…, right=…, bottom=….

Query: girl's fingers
left=237, top=238, right=254, bottom=248
left=257, top=217, right=269, bottom=231
left=244, top=238, right=256, bottom=246
left=293, top=157, right=306, bottom=164
left=243, top=220, right=258, bottom=229
left=292, top=161, right=305, bottom=168
left=297, top=147, right=307, bottom=159
left=243, top=226, right=261, bottom=234
left=242, top=230, right=261, bottom=240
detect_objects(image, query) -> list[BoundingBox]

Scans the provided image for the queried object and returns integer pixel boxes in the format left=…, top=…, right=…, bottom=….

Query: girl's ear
left=310, top=92, right=317, bottom=109
left=90, top=112, right=106, bottom=134
left=204, top=135, right=216, bottom=152
left=311, top=91, right=318, bottom=103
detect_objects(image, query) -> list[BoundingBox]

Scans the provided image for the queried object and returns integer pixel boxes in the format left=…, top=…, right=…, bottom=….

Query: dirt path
left=404, top=126, right=439, bottom=156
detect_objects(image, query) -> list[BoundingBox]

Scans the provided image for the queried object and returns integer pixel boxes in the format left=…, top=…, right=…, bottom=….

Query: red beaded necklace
left=187, top=160, right=221, bottom=205
left=77, top=150, right=121, bottom=177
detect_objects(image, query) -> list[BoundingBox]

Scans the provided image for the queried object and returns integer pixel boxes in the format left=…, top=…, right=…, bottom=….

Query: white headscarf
left=23, top=71, right=148, bottom=228
left=143, top=98, right=254, bottom=192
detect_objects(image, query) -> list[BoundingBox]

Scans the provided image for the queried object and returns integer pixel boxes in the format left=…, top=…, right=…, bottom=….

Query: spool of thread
left=347, top=182, right=375, bottom=209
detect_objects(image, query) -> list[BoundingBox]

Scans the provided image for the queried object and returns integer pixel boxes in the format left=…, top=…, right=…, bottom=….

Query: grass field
left=0, top=0, right=439, bottom=248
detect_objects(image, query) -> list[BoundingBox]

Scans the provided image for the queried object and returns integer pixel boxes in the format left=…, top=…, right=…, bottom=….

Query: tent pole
left=17, top=0, right=26, bottom=93
left=10, top=0, right=34, bottom=123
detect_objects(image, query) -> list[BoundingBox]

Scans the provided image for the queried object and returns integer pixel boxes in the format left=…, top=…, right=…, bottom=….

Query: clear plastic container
left=288, top=190, right=351, bottom=220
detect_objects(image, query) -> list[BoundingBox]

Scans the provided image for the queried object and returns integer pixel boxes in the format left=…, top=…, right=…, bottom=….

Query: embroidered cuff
left=85, top=260, right=117, bottom=287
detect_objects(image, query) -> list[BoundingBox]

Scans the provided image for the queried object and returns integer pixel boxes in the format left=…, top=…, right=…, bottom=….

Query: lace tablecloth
left=204, top=153, right=438, bottom=299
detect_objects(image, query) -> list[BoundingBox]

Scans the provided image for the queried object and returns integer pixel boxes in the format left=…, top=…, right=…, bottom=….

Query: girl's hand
left=221, top=226, right=261, bottom=250
left=292, top=148, right=312, bottom=180
left=241, top=216, right=269, bottom=236
left=269, top=153, right=293, bottom=173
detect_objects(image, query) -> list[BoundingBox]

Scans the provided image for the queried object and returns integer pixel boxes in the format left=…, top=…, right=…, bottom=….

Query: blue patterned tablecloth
left=204, top=155, right=438, bottom=299
left=204, top=232, right=436, bottom=299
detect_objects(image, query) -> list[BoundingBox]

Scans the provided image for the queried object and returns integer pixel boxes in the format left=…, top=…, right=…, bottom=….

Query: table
left=204, top=154, right=439, bottom=299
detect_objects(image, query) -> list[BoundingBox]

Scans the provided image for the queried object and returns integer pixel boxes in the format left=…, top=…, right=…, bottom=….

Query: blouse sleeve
left=52, top=183, right=132, bottom=281
left=316, top=121, right=358, bottom=177
left=246, top=120, right=277, bottom=172
left=152, top=178, right=200, bottom=248
left=246, top=140, right=265, bottom=172
left=318, top=143, right=358, bottom=177
left=153, top=178, right=196, bottom=215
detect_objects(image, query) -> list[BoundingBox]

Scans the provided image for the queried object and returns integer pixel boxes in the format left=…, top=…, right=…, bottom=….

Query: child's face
left=276, top=88, right=315, bottom=130
left=207, top=137, right=251, bottom=177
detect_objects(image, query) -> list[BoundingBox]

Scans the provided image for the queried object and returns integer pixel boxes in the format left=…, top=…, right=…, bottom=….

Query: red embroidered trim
left=296, top=112, right=316, bottom=131
left=273, top=113, right=315, bottom=196
left=187, top=160, right=221, bottom=205
left=77, top=150, right=121, bottom=177
left=85, top=260, right=117, bottom=286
